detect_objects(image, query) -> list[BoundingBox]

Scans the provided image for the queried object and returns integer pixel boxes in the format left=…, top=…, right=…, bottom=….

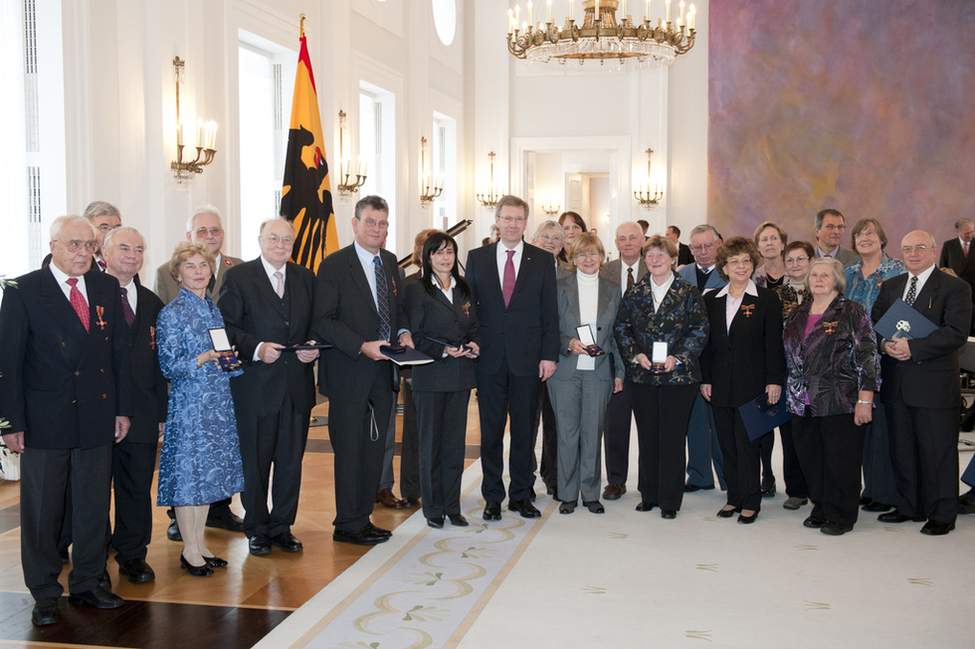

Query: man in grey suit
left=600, top=222, right=648, bottom=500
left=676, top=224, right=727, bottom=493
left=814, top=209, right=859, bottom=268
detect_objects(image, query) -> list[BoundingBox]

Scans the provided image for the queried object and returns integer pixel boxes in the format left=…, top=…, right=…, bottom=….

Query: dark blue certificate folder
left=739, top=391, right=791, bottom=441
left=962, top=454, right=975, bottom=488
left=874, top=298, right=938, bottom=340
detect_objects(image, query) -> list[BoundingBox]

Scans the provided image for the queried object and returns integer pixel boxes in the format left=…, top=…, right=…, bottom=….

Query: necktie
left=502, top=249, right=516, bottom=307
left=66, top=278, right=90, bottom=331
left=97, top=259, right=107, bottom=271
left=374, top=255, right=391, bottom=342
left=626, top=267, right=635, bottom=294
left=120, top=287, right=135, bottom=326
left=965, top=242, right=969, bottom=258
left=905, top=275, right=918, bottom=306
left=273, top=271, right=284, bottom=299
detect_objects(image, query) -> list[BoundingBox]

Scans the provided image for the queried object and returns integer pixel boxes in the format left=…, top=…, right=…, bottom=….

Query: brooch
left=462, top=301, right=471, bottom=317
left=740, top=304, right=755, bottom=318
left=95, top=305, right=107, bottom=330
left=822, top=321, right=838, bottom=335
left=150, top=326, right=156, bottom=349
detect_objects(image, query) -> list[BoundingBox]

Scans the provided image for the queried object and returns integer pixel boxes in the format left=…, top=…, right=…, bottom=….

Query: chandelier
left=507, top=0, right=696, bottom=71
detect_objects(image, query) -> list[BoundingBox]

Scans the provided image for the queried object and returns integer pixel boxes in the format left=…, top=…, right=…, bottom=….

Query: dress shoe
left=68, top=585, right=125, bottom=608
left=98, top=570, right=112, bottom=590
left=820, top=522, right=853, bottom=536
left=878, top=510, right=924, bottom=524
left=920, top=520, right=955, bottom=536
left=427, top=516, right=445, bottom=529
left=447, top=514, right=469, bottom=527
left=660, top=509, right=677, bottom=519
left=959, top=488, right=975, bottom=509
left=269, top=532, right=303, bottom=553
left=584, top=500, right=605, bottom=514
left=684, top=483, right=715, bottom=493
left=559, top=501, right=577, bottom=514
left=31, top=597, right=59, bottom=626
left=862, top=501, right=893, bottom=512
left=366, top=522, right=392, bottom=537
left=376, top=488, right=409, bottom=509
left=333, top=526, right=389, bottom=546
left=635, top=501, right=655, bottom=512
left=248, top=534, right=273, bottom=556
left=738, top=510, right=759, bottom=524
left=403, top=497, right=420, bottom=508
left=483, top=501, right=502, bottom=521
left=859, top=496, right=873, bottom=506
left=179, top=554, right=214, bottom=577
left=508, top=498, right=541, bottom=518
left=783, top=497, right=808, bottom=510
left=602, top=484, right=626, bottom=500
left=166, top=518, right=182, bottom=542
left=203, top=556, right=228, bottom=569
left=716, top=506, right=739, bottom=518
left=803, top=516, right=826, bottom=528
left=205, top=510, right=245, bottom=532
left=547, top=487, right=559, bottom=501
left=118, top=558, right=155, bottom=583
left=761, top=480, right=776, bottom=498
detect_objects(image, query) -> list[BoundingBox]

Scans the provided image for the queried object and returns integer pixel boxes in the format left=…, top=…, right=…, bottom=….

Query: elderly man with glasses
left=813, top=208, right=860, bottom=268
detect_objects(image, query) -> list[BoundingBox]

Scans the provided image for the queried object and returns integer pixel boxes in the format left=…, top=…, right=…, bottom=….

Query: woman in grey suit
left=404, top=232, right=480, bottom=529
left=548, top=233, right=624, bottom=514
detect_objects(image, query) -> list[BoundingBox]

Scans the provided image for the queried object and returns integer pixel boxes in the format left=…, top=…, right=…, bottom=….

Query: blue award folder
left=738, top=391, right=791, bottom=441
left=962, top=454, right=975, bottom=488
left=380, top=344, right=433, bottom=366
left=874, top=298, right=938, bottom=340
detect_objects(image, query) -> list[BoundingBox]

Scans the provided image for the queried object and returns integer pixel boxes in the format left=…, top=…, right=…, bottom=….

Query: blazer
left=124, top=284, right=168, bottom=444
left=871, top=268, right=972, bottom=409
left=0, top=267, right=131, bottom=449
left=784, top=295, right=879, bottom=417
left=677, top=262, right=728, bottom=294
left=939, top=238, right=975, bottom=294
left=464, top=242, right=559, bottom=377
left=614, top=272, right=709, bottom=386
left=550, top=272, right=624, bottom=383
left=155, top=253, right=243, bottom=305
left=311, top=243, right=409, bottom=399
left=600, top=257, right=649, bottom=295
left=404, top=280, right=480, bottom=392
left=677, top=242, right=694, bottom=268
left=218, top=258, right=317, bottom=417
left=700, top=286, right=786, bottom=408
left=816, top=245, right=860, bottom=269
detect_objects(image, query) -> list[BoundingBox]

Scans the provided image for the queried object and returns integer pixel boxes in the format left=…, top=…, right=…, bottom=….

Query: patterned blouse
left=775, top=282, right=813, bottom=320
left=844, top=252, right=906, bottom=312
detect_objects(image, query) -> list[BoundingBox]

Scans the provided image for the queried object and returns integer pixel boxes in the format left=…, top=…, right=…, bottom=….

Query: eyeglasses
left=194, top=227, right=223, bottom=237
left=901, top=245, right=930, bottom=253
left=854, top=230, right=878, bottom=238
left=537, top=233, right=562, bottom=242
left=785, top=256, right=810, bottom=265
left=55, top=240, right=97, bottom=252
left=357, top=217, right=389, bottom=230
left=821, top=224, right=846, bottom=231
left=262, top=235, right=294, bottom=246
left=725, top=258, right=753, bottom=268
left=689, top=242, right=716, bottom=252
left=499, top=216, right=527, bottom=224
left=574, top=251, right=601, bottom=260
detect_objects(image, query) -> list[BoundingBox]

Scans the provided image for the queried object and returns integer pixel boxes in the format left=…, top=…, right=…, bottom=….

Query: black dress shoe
left=98, top=570, right=112, bottom=590
left=427, top=517, right=445, bottom=529
left=179, top=554, right=214, bottom=577
left=559, top=501, right=577, bottom=514
left=716, top=507, right=738, bottom=519
left=68, top=585, right=124, bottom=608
left=959, top=488, right=975, bottom=507
left=602, top=484, right=626, bottom=500
left=118, top=558, right=155, bottom=583
left=820, top=522, right=854, bottom=536
left=333, top=526, right=389, bottom=546
left=862, top=501, right=893, bottom=512
left=920, top=519, right=955, bottom=536
left=403, top=497, right=420, bottom=508
left=447, top=514, right=469, bottom=527
left=803, top=516, right=826, bottom=528
left=203, top=556, right=228, bottom=569
left=483, top=501, right=502, bottom=521
left=738, top=511, right=759, bottom=524
left=366, top=522, right=392, bottom=537
left=206, top=510, right=245, bottom=532
left=761, top=482, right=776, bottom=498
left=859, top=496, right=873, bottom=506
left=684, top=483, right=715, bottom=493
left=269, top=532, right=303, bottom=553
left=508, top=498, right=541, bottom=518
left=635, top=501, right=655, bottom=512
left=584, top=500, right=605, bottom=514
left=166, top=518, right=182, bottom=542
left=248, top=534, right=273, bottom=556
left=660, top=509, right=677, bottom=519
left=31, top=598, right=59, bottom=626
left=878, top=510, right=924, bottom=523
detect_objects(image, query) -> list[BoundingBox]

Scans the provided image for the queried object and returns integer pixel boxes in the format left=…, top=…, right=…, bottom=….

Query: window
left=431, top=112, right=457, bottom=231
left=359, top=82, right=397, bottom=254
left=432, top=0, right=457, bottom=46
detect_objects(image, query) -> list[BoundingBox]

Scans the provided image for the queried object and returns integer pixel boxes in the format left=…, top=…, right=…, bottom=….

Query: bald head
left=901, top=230, right=938, bottom=275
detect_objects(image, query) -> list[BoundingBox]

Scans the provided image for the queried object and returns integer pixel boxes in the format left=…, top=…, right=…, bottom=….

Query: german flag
left=280, top=22, right=339, bottom=272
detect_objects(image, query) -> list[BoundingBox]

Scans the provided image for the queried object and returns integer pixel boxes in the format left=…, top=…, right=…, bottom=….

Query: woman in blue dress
left=156, top=242, right=244, bottom=577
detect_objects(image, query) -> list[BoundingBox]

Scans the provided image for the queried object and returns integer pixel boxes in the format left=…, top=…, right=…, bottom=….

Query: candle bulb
left=509, top=8, right=514, bottom=34
left=666, top=0, right=670, bottom=22
left=688, top=3, right=695, bottom=29
left=196, top=118, right=204, bottom=149
left=622, top=0, right=627, bottom=21
left=528, top=1, right=532, bottom=28
left=547, top=0, right=551, bottom=22
left=569, top=0, right=573, bottom=20
left=515, top=4, right=520, bottom=26
left=646, top=0, right=650, bottom=21
left=177, top=123, right=182, bottom=146
left=678, top=0, right=684, bottom=26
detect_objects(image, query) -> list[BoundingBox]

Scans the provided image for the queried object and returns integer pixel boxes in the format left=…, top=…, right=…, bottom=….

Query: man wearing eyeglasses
left=872, top=231, right=972, bottom=536
left=218, top=218, right=318, bottom=556
left=41, top=201, right=122, bottom=273
left=814, top=209, right=859, bottom=268
left=0, top=215, right=131, bottom=625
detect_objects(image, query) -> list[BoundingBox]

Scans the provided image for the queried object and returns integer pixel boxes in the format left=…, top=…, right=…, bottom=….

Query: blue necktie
left=374, top=255, right=391, bottom=342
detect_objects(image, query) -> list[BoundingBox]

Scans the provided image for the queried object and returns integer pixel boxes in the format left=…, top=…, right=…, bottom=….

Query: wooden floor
left=0, top=394, right=483, bottom=649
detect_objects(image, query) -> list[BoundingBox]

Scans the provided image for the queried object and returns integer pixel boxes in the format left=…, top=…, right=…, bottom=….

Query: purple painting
left=709, top=0, right=975, bottom=254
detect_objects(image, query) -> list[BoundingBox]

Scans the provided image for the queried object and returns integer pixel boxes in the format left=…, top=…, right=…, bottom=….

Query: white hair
left=102, top=226, right=145, bottom=250
left=185, top=204, right=224, bottom=232
left=50, top=215, right=96, bottom=242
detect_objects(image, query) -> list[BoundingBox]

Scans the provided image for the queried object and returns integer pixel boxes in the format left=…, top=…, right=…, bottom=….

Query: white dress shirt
left=902, top=264, right=936, bottom=302
left=48, top=263, right=88, bottom=303
left=496, top=240, right=524, bottom=286
left=716, top=279, right=758, bottom=334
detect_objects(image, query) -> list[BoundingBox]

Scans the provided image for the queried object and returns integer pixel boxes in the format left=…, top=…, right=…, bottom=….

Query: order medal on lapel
left=461, top=301, right=471, bottom=318
left=822, top=321, right=838, bottom=335
left=740, top=304, right=755, bottom=318
left=95, top=305, right=107, bottom=330
left=150, top=325, right=157, bottom=349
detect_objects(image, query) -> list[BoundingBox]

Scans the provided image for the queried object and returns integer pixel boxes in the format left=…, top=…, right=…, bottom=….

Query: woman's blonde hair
left=169, top=241, right=216, bottom=283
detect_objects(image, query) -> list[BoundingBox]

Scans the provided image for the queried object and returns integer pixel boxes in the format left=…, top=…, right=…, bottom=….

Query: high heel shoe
left=716, top=506, right=739, bottom=519
left=203, top=556, right=228, bottom=569
left=180, top=554, right=214, bottom=577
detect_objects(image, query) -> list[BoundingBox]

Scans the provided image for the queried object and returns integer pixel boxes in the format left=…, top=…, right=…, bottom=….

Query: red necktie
left=97, top=259, right=107, bottom=271
left=121, top=287, right=135, bottom=326
left=964, top=242, right=969, bottom=258
left=66, top=278, right=90, bottom=331
left=502, top=249, right=516, bottom=307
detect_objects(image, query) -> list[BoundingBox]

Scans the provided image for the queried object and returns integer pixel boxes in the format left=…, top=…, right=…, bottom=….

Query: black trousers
left=792, top=413, right=865, bottom=528
left=602, top=380, right=635, bottom=486
left=629, top=382, right=698, bottom=511
left=529, top=382, right=558, bottom=491
left=476, top=353, right=542, bottom=503
left=22, top=444, right=113, bottom=600
left=413, top=390, right=471, bottom=519
left=777, top=419, right=809, bottom=499
left=760, top=433, right=775, bottom=490
left=400, top=378, right=421, bottom=500
left=111, top=439, right=158, bottom=563
left=713, top=406, right=763, bottom=511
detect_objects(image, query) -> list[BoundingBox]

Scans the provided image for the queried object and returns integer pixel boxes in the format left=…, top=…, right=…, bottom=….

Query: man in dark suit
left=814, top=208, right=859, bottom=268
left=0, top=215, right=131, bottom=626
left=872, top=230, right=972, bottom=536
left=101, top=227, right=167, bottom=584
left=667, top=225, right=694, bottom=268
left=41, top=201, right=122, bottom=272
left=219, top=218, right=319, bottom=556
left=465, top=194, right=559, bottom=520
left=312, top=195, right=413, bottom=545
left=938, top=217, right=975, bottom=334
left=599, top=221, right=649, bottom=500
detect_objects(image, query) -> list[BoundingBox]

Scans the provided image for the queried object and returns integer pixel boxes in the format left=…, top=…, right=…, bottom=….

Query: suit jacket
left=0, top=267, right=131, bottom=449
left=939, top=238, right=975, bottom=294
left=464, top=241, right=559, bottom=377
left=872, top=268, right=972, bottom=408
left=677, top=263, right=728, bottom=294
left=311, top=244, right=409, bottom=399
left=155, top=253, right=243, bottom=305
left=550, top=272, right=623, bottom=383
left=404, top=280, right=480, bottom=392
left=677, top=242, right=694, bottom=267
left=123, top=284, right=168, bottom=443
left=816, top=245, right=860, bottom=269
left=600, top=257, right=649, bottom=295
left=218, top=258, right=317, bottom=417
left=700, top=286, right=786, bottom=408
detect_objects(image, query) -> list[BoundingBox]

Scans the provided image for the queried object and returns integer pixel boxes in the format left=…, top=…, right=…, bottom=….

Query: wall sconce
left=542, top=201, right=561, bottom=216
left=476, top=151, right=504, bottom=209
left=171, top=57, right=217, bottom=188
left=634, top=148, right=663, bottom=208
left=419, top=136, right=444, bottom=207
left=336, top=110, right=367, bottom=198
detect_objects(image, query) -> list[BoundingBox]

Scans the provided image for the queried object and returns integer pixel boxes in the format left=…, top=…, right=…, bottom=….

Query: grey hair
left=532, top=220, right=564, bottom=243
left=617, top=221, right=644, bottom=237
left=689, top=224, right=722, bottom=241
left=259, top=217, right=295, bottom=236
left=815, top=208, right=845, bottom=229
left=955, top=217, right=973, bottom=231
left=186, top=204, right=224, bottom=232
left=83, top=201, right=121, bottom=221
left=354, top=195, right=389, bottom=220
left=102, top=226, right=145, bottom=250
left=805, top=256, right=846, bottom=294
left=50, top=215, right=96, bottom=242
